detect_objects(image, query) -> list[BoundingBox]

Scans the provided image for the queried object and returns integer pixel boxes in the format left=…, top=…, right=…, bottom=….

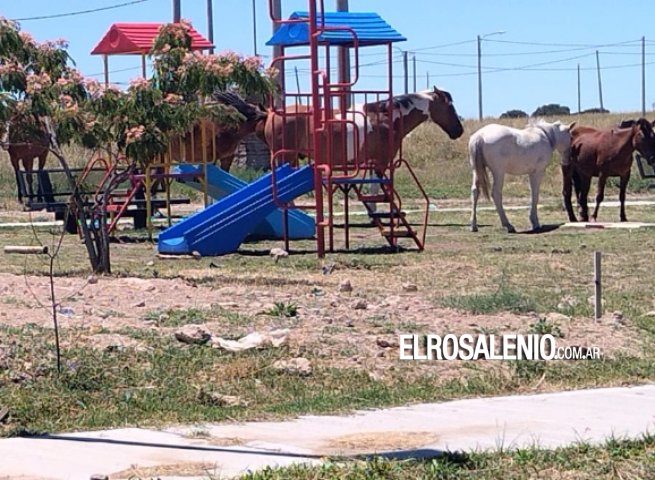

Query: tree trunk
left=45, top=120, right=119, bottom=274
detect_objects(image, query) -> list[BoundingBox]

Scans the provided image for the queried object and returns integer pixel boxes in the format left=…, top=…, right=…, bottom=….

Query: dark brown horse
left=261, top=87, right=464, bottom=176
left=169, top=92, right=267, bottom=171
left=562, top=118, right=655, bottom=222
left=1, top=121, right=49, bottom=203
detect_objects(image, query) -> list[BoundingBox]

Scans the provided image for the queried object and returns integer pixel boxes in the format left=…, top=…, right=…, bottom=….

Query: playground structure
left=159, top=4, right=433, bottom=257
left=264, top=4, right=428, bottom=257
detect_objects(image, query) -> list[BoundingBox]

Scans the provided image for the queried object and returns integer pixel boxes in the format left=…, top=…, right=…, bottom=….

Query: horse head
left=632, top=118, right=655, bottom=164
left=427, top=86, right=463, bottom=139
left=552, top=120, right=576, bottom=155
left=212, top=91, right=268, bottom=127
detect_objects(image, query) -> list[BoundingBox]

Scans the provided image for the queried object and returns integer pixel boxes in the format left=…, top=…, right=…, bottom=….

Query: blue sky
left=3, top=0, right=655, bottom=119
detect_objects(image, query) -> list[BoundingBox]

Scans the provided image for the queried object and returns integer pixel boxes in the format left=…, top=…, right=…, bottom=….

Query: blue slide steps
left=158, top=164, right=315, bottom=256
left=173, top=163, right=315, bottom=240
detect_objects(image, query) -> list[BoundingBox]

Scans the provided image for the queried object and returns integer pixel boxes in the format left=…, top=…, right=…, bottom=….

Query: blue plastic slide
left=172, top=163, right=315, bottom=240
left=158, top=164, right=315, bottom=256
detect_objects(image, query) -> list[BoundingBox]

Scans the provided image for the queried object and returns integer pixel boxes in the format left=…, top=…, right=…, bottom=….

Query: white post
left=594, top=251, right=602, bottom=321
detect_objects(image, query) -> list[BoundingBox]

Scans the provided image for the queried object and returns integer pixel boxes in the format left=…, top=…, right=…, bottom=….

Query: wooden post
left=594, top=251, right=602, bottom=321
left=4, top=245, right=49, bottom=255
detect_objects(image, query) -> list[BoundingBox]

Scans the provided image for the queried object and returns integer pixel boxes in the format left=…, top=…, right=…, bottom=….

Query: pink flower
left=19, top=31, right=35, bottom=45
left=164, top=93, right=183, bottom=104
left=129, top=77, right=150, bottom=90
left=26, top=72, right=52, bottom=94
left=243, top=55, right=263, bottom=72
left=125, top=125, right=146, bottom=144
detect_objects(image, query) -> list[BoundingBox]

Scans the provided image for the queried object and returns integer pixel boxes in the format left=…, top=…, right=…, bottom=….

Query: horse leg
left=577, top=175, right=591, bottom=222
left=618, top=172, right=630, bottom=222
left=591, top=172, right=608, bottom=222
left=11, top=160, right=22, bottom=203
left=470, top=171, right=480, bottom=232
left=528, top=169, right=545, bottom=231
left=561, top=164, right=577, bottom=222
left=36, top=153, right=47, bottom=203
left=23, top=158, right=35, bottom=202
left=490, top=171, right=514, bottom=233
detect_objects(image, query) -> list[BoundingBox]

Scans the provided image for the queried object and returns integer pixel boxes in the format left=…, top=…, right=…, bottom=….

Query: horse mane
left=526, top=118, right=559, bottom=129
left=211, top=91, right=267, bottom=123
left=636, top=118, right=655, bottom=137
left=364, top=90, right=440, bottom=115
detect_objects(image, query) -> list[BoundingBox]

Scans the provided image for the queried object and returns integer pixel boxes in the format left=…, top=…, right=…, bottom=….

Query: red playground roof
left=91, top=22, right=214, bottom=55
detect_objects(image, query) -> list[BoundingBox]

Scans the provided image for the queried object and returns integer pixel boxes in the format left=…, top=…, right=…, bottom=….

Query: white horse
left=469, top=119, right=574, bottom=233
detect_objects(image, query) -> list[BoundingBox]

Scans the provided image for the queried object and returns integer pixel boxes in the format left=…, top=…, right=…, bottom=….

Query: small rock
left=134, top=301, right=146, bottom=308
left=321, top=263, right=335, bottom=275
left=545, top=312, right=571, bottom=323
left=146, top=260, right=154, bottom=267
left=339, top=279, right=353, bottom=293
left=643, top=311, right=655, bottom=317
left=376, top=338, right=398, bottom=349
left=192, top=250, right=202, bottom=260
left=612, top=311, right=626, bottom=325
left=272, top=357, right=312, bottom=376
left=90, top=475, right=109, bottom=480
left=345, top=319, right=355, bottom=328
left=368, top=371, right=384, bottom=381
left=270, top=248, right=289, bottom=260
left=401, top=283, right=418, bottom=292
left=87, top=275, right=98, bottom=285
left=352, top=299, right=367, bottom=310
left=174, top=325, right=211, bottom=345
left=199, top=391, right=248, bottom=407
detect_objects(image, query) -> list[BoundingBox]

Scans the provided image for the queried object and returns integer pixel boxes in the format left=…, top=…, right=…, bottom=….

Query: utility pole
left=642, top=36, right=646, bottom=117
left=173, top=0, right=181, bottom=22
left=477, top=34, right=482, bottom=120
left=412, top=54, right=416, bottom=92
left=206, top=0, right=214, bottom=54
left=336, top=0, right=351, bottom=108
left=252, top=0, right=258, bottom=56
left=426, top=71, right=430, bottom=89
left=577, top=64, right=581, bottom=113
left=403, top=50, right=408, bottom=94
left=596, top=50, right=604, bottom=111
left=477, top=31, right=505, bottom=121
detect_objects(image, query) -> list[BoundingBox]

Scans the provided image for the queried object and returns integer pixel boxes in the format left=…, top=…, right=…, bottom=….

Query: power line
left=483, top=38, right=641, bottom=48
left=12, top=0, right=150, bottom=22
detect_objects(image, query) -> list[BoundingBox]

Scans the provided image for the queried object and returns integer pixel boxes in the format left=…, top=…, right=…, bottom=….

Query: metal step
left=368, top=210, right=405, bottom=219
left=381, top=229, right=416, bottom=238
left=358, top=194, right=388, bottom=203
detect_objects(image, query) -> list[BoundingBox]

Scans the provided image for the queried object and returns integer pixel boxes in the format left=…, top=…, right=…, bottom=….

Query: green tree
left=499, top=109, right=528, bottom=119
left=0, top=18, right=277, bottom=273
left=531, top=104, right=571, bottom=117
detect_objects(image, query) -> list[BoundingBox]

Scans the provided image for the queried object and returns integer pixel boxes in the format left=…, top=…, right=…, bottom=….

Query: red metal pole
left=309, top=1, right=325, bottom=258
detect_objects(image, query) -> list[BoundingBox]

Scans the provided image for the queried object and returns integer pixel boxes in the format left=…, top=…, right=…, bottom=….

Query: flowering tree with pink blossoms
left=0, top=17, right=277, bottom=273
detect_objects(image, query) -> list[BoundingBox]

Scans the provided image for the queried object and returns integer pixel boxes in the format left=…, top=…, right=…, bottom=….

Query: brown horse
left=562, top=118, right=655, bottom=222
left=261, top=87, right=464, bottom=175
left=169, top=92, right=267, bottom=171
left=1, top=121, right=49, bottom=203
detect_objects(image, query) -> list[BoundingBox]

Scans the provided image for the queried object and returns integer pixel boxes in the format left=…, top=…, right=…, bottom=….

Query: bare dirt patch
left=0, top=264, right=644, bottom=385
left=109, top=461, right=217, bottom=479
left=325, top=431, right=439, bottom=454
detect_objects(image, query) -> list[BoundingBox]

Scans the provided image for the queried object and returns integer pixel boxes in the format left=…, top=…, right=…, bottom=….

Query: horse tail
left=469, top=136, right=490, bottom=200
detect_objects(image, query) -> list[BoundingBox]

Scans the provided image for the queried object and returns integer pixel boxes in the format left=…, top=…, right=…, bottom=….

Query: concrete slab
left=561, top=221, right=655, bottom=229
left=1, top=385, right=654, bottom=479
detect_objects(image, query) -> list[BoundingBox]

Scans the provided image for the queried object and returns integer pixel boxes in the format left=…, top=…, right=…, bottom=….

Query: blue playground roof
left=266, top=11, right=406, bottom=47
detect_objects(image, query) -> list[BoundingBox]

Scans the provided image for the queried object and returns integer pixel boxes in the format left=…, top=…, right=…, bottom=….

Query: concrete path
left=1, top=384, right=654, bottom=479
